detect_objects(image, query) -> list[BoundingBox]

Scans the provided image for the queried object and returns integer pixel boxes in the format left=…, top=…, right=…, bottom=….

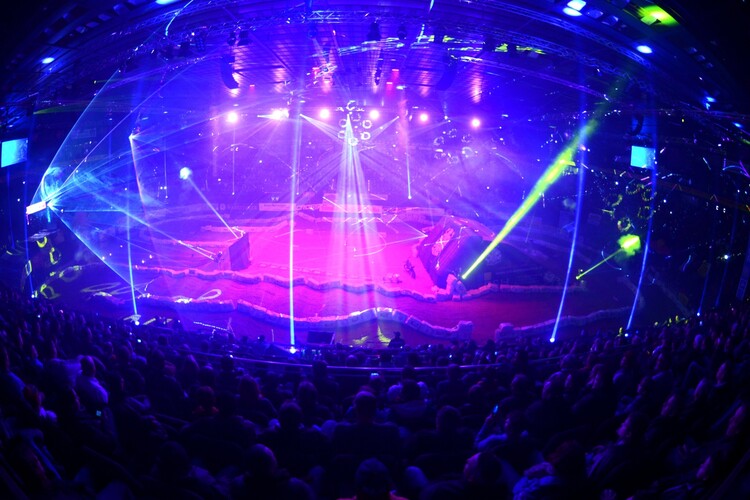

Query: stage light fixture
left=178, top=41, right=191, bottom=57
left=482, top=35, right=497, bottom=54
left=226, top=111, right=239, bottom=123
left=179, top=167, right=192, bottom=180
left=319, top=108, right=331, bottom=119
left=237, top=30, right=251, bottom=46
left=369, top=109, right=380, bottom=120
left=366, top=22, right=381, bottom=42
left=471, top=118, right=481, bottom=128
left=307, top=23, right=318, bottom=39
left=563, top=7, right=583, bottom=16
left=41, top=56, right=55, bottom=65
left=636, top=44, right=653, bottom=54
left=567, top=0, right=587, bottom=11
left=397, top=24, right=407, bottom=41
left=433, top=26, right=445, bottom=44
left=419, top=112, right=429, bottom=123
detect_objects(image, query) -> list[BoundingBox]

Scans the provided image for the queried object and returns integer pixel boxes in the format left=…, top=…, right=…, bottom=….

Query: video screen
left=1, top=138, right=29, bottom=167
left=630, top=145, right=656, bottom=169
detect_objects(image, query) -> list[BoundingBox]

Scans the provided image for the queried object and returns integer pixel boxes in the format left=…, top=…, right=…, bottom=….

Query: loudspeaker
left=227, top=232, right=250, bottom=270
left=220, top=55, right=240, bottom=89
left=307, top=331, right=334, bottom=344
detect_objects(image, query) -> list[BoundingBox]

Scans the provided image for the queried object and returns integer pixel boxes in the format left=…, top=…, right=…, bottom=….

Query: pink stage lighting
left=319, top=108, right=331, bottom=119
left=226, top=111, right=239, bottom=123
left=418, top=112, right=429, bottom=123
left=470, top=117, right=481, bottom=128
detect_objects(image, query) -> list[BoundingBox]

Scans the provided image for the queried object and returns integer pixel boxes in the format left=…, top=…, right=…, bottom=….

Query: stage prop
left=418, top=216, right=490, bottom=289
left=223, top=232, right=251, bottom=271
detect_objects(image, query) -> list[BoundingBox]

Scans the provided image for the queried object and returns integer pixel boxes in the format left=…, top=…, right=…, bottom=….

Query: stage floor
left=37, top=212, right=651, bottom=346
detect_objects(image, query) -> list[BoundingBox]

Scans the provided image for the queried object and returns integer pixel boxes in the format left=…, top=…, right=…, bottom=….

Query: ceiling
left=1, top=0, right=750, bottom=156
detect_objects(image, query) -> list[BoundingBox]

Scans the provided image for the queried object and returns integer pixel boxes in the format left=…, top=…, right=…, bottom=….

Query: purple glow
left=320, top=108, right=331, bottom=119
left=369, top=109, right=380, bottom=120
left=226, top=111, right=239, bottom=123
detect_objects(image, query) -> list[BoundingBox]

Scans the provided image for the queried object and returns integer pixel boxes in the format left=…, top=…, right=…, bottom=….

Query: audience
left=1, top=285, right=750, bottom=499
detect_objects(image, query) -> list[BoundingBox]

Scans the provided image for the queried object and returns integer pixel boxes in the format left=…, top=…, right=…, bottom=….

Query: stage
left=30, top=206, right=648, bottom=347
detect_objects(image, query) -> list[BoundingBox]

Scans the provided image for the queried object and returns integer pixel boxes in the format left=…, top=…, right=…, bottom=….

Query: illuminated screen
left=630, top=145, right=655, bottom=169
left=1, top=138, right=29, bottom=167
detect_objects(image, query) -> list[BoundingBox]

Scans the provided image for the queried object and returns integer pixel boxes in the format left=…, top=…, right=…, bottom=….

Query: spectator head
left=279, top=401, right=304, bottom=430
left=436, top=405, right=460, bottom=433
left=354, top=458, right=394, bottom=500
left=154, top=441, right=190, bottom=483
left=238, top=375, right=261, bottom=401
left=510, top=374, right=530, bottom=395
left=312, top=360, right=328, bottom=378
left=216, top=391, right=238, bottom=416
left=504, top=410, right=526, bottom=438
left=727, top=403, right=749, bottom=438
left=617, top=412, right=649, bottom=444
left=447, top=363, right=461, bottom=381
left=353, top=391, right=378, bottom=422
left=547, top=440, right=586, bottom=478
left=399, top=379, right=421, bottom=403
left=245, top=444, right=277, bottom=478
left=401, top=365, right=417, bottom=382
left=463, top=451, right=502, bottom=487
left=80, top=355, right=96, bottom=377
left=661, top=393, right=684, bottom=418
left=297, top=380, right=318, bottom=407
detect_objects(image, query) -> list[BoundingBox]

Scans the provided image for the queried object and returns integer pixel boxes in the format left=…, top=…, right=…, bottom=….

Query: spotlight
left=366, top=22, right=381, bottom=42
left=369, top=109, right=380, bottom=120
left=397, top=24, right=407, bottom=41
left=470, top=117, right=481, bottom=128
left=270, top=108, right=289, bottom=120
left=419, top=112, right=429, bottom=123
left=179, top=167, right=192, bottom=180
left=636, top=44, right=653, bottom=54
left=226, top=111, right=239, bottom=123
left=319, top=108, right=331, bottom=119
left=41, top=56, right=55, bottom=65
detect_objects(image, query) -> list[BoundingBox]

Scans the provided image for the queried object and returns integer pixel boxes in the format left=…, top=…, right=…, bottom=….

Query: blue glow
left=41, top=56, right=55, bottom=65
left=705, top=96, right=716, bottom=103
left=636, top=45, right=653, bottom=54
left=733, top=122, right=743, bottom=129
left=563, top=7, right=583, bottom=17
left=156, top=0, right=182, bottom=4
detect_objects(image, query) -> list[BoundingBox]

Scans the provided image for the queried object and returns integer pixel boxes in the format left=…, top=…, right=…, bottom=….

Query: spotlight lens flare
left=419, top=112, right=429, bottom=123
left=226, top=111, right=239, bottom=123
left=636, top=45, right=653, bottom=54
left=369, top=109, right=380, bottom=120
left=179, top=167, right=193, bottom=180
left=319, top=108, right=331, bottom=119
left=471, top=117, right=481, bottom=128
left=41, top=56, right=55, bottom=65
